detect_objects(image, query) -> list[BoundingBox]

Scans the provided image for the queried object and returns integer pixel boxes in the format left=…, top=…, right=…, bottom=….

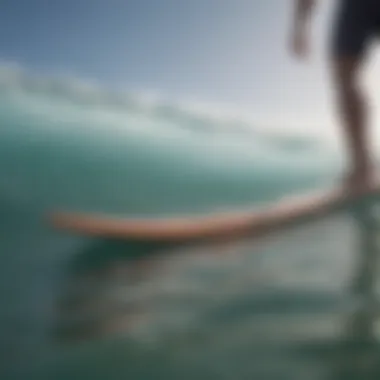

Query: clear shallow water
left=0, top=66, right=378, bottom=380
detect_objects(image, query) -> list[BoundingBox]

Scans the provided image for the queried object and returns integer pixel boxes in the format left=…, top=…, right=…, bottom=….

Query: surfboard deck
left=48, top=183, right=380, bottom=242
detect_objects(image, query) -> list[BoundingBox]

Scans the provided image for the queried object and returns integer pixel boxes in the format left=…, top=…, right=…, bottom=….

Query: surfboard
left=48, top=183, right=380, bottom=242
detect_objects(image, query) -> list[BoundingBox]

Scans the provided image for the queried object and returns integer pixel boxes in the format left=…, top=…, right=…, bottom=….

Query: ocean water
left=0, top=66, right=377, bottom=379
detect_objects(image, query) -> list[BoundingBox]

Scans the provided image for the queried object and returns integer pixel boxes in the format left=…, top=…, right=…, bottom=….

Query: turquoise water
left=0, top=67, right=375, bottom=379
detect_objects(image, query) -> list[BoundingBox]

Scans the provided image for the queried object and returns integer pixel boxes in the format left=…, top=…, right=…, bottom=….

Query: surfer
left=290, top=0, right=378, bottom=191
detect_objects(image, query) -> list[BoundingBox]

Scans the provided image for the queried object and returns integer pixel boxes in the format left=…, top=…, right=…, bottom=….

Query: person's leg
left=330, top=0, right=375, bottom=188
left=332, top=57, right=371, bottom=186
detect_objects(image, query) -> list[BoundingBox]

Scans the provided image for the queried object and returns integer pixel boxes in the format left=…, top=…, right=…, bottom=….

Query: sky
left=1, top=0, right=380, bottom=141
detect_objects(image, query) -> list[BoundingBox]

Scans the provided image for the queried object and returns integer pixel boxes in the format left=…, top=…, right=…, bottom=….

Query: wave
left=0, top=62, right=339, bottom=216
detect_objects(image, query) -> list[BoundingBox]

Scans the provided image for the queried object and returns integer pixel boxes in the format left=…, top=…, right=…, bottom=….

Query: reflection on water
left=44, top=212, right=380, bottom=380
left=54, top=240, right=174, bottom=342
left=1, top=205, right=380, bottom=379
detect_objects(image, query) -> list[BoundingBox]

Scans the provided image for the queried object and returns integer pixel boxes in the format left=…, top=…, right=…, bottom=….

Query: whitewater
left=0, top=65, right=365, bottom=379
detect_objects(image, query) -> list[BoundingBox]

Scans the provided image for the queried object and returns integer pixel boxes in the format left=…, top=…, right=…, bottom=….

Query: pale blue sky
left=1, top=0, right=380, bottom=140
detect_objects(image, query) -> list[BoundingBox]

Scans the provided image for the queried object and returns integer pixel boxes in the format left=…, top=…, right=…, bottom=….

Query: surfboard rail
left=48, top=181, right=380, bottom=243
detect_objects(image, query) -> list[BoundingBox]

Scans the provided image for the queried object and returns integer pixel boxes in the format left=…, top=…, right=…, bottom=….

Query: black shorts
left=331, top=0, right=380, bottom=58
